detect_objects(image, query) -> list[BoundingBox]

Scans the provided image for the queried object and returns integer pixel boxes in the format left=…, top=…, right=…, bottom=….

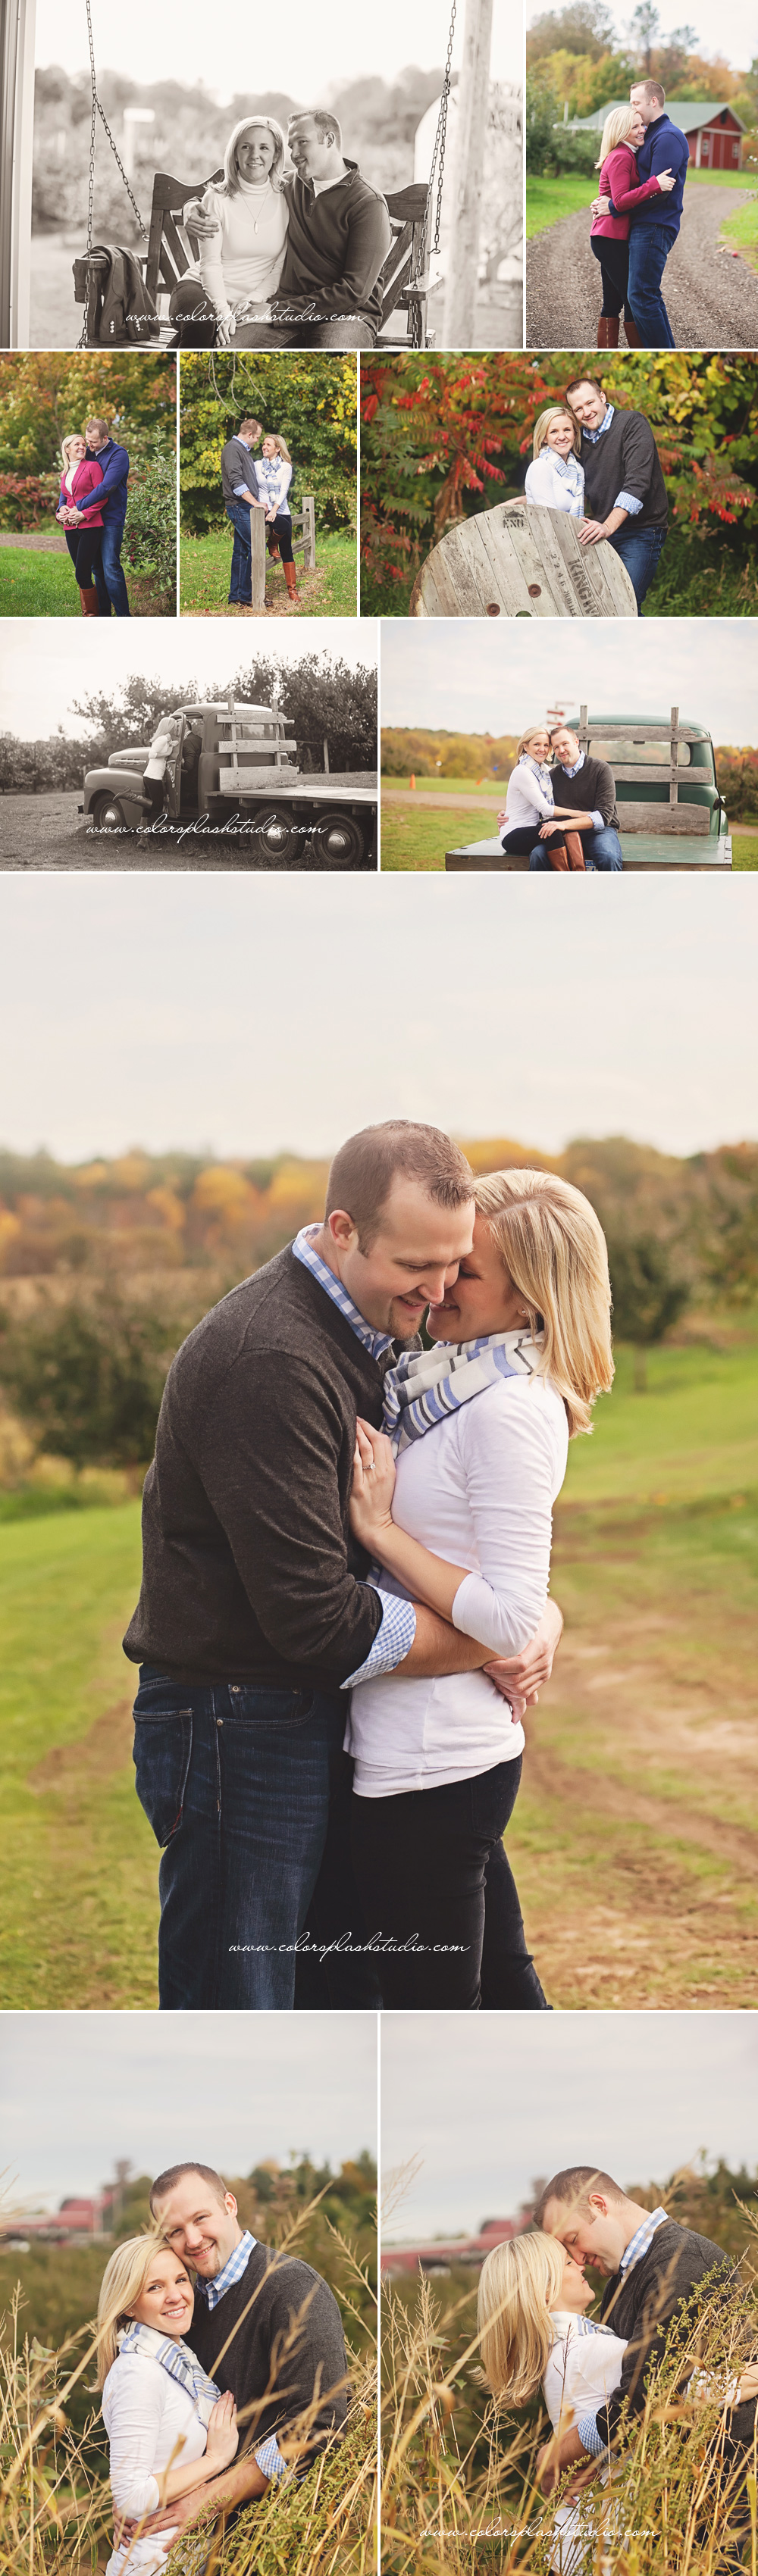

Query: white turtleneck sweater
left=198, top=177, right=288, bottom=315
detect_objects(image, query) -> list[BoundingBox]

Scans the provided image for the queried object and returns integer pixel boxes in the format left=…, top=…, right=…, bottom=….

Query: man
left=183, top=111, right=392, bottom=351
left=529, top=723, right=623, bottom=873
left=123, top=1120, right=562, bottom=2012
left=594, top=82, right=689, bottom=351
left=117, top=2161, right=348, bottom=2558
left=533, top=2166, right=758, bottom=2496
left=565, top=375, right=667, bottom=613
left=220, top=415, right=263, bottom=607
left=61, top=416, right=130, bottom=617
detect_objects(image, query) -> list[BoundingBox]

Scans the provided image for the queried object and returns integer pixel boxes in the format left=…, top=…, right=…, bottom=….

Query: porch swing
left=73, top=0, right=457, bottom=349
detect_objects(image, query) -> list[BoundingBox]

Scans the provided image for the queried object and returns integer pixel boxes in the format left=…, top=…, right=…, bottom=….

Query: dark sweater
left=595, top=2219, right=754, bottom=2449
left=631, top=114, right=689, bottom=233
left=123, top=1246, right=387, bottom=1688
left=581, top=408, right=668, bottom=532
left=276, top=163, right=392, bottom=324
left=550, top=751, right=619, bottom=829
left=187, top=2242, right=349, bottom=2469
left=221, top=437, right=258, bottom=506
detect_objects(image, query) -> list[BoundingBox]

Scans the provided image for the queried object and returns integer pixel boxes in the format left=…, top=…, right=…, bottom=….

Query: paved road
left=0, top=792, right=377, bottom=871
left=526, top=183, right=758, bottom=349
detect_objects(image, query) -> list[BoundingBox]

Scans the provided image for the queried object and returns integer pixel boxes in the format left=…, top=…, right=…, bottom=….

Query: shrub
left=0, top=1291, right=179, bottom=1467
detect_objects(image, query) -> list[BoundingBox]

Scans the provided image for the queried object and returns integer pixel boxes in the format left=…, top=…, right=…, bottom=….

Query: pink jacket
left=590, top=142, right=665, bottom=240
left=58, top=456, right=105, bottom=524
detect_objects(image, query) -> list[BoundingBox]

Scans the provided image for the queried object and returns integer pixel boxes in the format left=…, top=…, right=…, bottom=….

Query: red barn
left=381, top=2212, right=531, bottom=2277
left=666, top=99, right=745, bottom=170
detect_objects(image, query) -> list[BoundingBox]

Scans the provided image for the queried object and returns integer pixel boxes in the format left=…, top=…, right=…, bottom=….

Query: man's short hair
left=324, top=1120, right=474, bottom=1252
left=85, top=416, right=110, bottom=439
left=635, top=78, right=666, bottom=107
left=149, top=2161, right=228, bottom=2215
left=533, top=2168, right=625, bottom=2228
left=548, top=724, right=576, bottom=742
left=291, top=108, right=342, bottom=148
left=237, top=417, right=261, bottom=438
left=564, top=376, right=605, bottom=407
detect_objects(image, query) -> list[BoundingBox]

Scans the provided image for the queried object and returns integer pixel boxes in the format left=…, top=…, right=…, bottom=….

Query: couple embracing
left=97, top=2159, right=347, bottom=2572
left=55, top=415, right=130, bottom=617
left=172, top=110, right=390, bottom=352
left=478, top=2168, right=758, bottom=2570
left=124, top=1120, right=614, bottom=2014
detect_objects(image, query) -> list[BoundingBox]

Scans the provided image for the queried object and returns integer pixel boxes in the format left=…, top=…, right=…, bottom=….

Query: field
left=525, top=159, right=756, bottom=239
left=179, top=527, right=357, bottom=617
left=0, top=550, right=170, bottom=617
left=381, top=797, right=758, bottom=873
left=1, top=1322, right=756, bottom=2012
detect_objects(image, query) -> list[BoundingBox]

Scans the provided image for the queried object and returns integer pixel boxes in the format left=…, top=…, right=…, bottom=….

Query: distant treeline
left=1, top=658, right=377, bottom=795
left=381, top=729, right=758, bottom=816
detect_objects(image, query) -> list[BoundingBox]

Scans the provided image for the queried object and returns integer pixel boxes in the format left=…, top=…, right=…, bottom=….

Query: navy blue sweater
left=626, top=114, right=688, bottom=232
left=74, top=437, right=130, bottom=526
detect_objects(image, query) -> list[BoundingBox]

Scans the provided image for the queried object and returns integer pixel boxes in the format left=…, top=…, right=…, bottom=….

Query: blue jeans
left=92, top=513, right=130, bottom=617
left=529, top=825, right=623, bottom=872
left=608, top=521, right=666, bottom=614
left=627, top=222, right=678, bottom=347
left=133, top=1665, right=360, bottom=2009
left=226, top=499, right=253, bottom=602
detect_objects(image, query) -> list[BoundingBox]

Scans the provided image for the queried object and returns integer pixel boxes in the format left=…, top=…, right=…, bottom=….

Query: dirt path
left=526, top=183, right=758, bottom=349
left=0, top=789, right=377, bottom=871
left=0, top=530, right=67, bottom=551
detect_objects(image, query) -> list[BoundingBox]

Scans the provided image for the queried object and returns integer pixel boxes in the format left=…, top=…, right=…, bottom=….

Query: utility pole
left=442, top=0, right=494, bottom=349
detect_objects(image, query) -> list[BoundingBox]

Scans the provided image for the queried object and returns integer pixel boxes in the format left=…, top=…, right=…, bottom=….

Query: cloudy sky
left=2, top=2015, right=377, bottom=2208
left=35, top=0, right=517, bottom=90
left=381, top=621, right=758, bottom=749
left=0, top=622, right=372, bottom=746
left=381, top=2015, right=758, bottom=2239
left=1, top=874, right=756, bottom=1162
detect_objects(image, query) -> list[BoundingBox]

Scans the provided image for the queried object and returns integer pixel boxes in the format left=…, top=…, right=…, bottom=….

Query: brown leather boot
left=624, top=308, right=642, bottom=346
left=79, top=587, right=99, bottom=614
left=603, top=316, right=620, bottom=345
left=283, top=561, right=299, bottom=602
left=597, top=316, right=609, bottom=346
left=565, top=833, right=587, bottom=870
left=547, top=841, right=570, bottom=871
left=267, top=530, right=280, bottom=560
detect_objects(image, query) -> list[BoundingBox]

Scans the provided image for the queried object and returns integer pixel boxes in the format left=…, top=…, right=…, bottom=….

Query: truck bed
left=443, top=832, right=732, bottom=873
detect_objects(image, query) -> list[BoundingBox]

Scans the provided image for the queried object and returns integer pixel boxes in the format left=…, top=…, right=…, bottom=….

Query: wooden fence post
left=303, top=498, right=316, bottom=571
left=249, top=505, right=266, bottom=609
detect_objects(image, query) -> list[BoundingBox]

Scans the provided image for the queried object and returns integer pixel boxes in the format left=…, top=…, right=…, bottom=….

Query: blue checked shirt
left=581, top=401, right=642, bottom=517
left=578, top=2209, right=669, bottom=2454
left=292, top=1227, right=417, bottom=1687
left=195, top=2233, right=292, bottom=2484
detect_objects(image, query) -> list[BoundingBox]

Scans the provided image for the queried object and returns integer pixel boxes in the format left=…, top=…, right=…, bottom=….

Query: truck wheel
left=309, top=810, right=367, bottom=868
left=252, top=806, right=300, bottom=863
left=91, top=792, right=127, bottom=832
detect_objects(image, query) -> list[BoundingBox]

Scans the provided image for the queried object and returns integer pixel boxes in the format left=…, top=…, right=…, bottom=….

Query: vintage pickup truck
left=81, top=699, right=376, bottom=868
left=444, top=709, right=732, bottom=871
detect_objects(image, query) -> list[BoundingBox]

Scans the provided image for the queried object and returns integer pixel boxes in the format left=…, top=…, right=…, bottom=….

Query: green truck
left=81, top=699, right=377, bottom=868
left=444, top=708, right=731, bottom=872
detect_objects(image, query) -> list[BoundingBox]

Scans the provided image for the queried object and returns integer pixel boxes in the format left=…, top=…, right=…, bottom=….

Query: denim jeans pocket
left=225, top=1686, right=316, bottom=1728
left=133, top=1708, right=193, bottom=1847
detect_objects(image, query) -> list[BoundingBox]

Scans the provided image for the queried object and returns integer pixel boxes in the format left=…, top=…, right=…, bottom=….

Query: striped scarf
left=117, top=2321, right=221, bottom=2426
left=381, top=1328, right=543, bottom=1454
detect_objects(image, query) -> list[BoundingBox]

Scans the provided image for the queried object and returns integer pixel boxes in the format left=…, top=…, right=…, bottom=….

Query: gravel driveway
left=526, top=184, right=758, bottom=349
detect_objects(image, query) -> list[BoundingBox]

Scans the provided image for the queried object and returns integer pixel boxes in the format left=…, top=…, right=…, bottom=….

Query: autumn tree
left=179, top=351, right=357, bottom=535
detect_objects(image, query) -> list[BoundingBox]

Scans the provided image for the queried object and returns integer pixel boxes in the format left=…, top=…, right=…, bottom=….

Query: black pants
left=590, top=232, right=634, bottom=330
left=350, top=1756, right=550, bottom=2010
left=294, top=1750, right=384, bottom=2012
left=500, top=824, right=572, bottom=859
left=142, top=775, right=166, bottom=821
left=64, top=526, right=102, bottom=586
left=267, top=511, right=294, bottom=564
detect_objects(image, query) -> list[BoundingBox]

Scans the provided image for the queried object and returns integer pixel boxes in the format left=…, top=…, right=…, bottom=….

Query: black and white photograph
left=2, top=0, right=523, bottom=355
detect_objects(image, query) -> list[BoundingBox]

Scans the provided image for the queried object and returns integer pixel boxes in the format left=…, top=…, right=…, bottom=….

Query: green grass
left=734, top=833, right=758, bottom=870
left=180, top=524, right=357, bottom=616
left=721, top=196, right=758, bottom=270
left=525, top=170, right=597, bottom=238
left=0, top=550, right=169, bottom=616
left=381, top=802, right=497, bottom=871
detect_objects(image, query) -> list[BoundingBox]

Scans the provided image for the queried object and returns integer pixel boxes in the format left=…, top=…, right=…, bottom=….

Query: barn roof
left=562, top=98, right=745, bottom=132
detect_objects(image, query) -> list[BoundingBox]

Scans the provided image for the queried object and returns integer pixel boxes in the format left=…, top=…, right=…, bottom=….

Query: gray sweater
left=188, top=2243, right=349, bottom=2470
left=123, top=1246, right=387, bottom=1689
left=221, top=436, right=258, bottom=505
left=581, top=408, right=668, bottom=531
left=596, top=2219, right=755, bottom=2450
left=550, top=752, right=619, bottom=829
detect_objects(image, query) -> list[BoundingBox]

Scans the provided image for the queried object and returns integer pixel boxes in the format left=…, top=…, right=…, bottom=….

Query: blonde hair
left=473, top=1167, right=614, bottom=1437
left=221, top=114, right=286, bottom=195
left=478, top=2233, right=566, bottom=2406
left=516, top=727, right=550, bottom=761
left=95, top=2234, right=190, bottom=2387
left=596, top=105, right=639, bottom=165
left=262, top=433, right=292, bottom=462
left=532, top=407, right=580, bottom=461
left=61, top=433, right=86, bottom=470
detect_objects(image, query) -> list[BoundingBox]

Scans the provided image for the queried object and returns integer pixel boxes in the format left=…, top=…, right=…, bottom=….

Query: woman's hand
left=215, top=313, right=235, bottom=346
left=737, top=2363, right=758, bottom=2402
left=496, top=806, right=508, bottom=831
left=349, top=1420, right=396, bottom=1549
left=205, top=2393, right=239, bottom=2468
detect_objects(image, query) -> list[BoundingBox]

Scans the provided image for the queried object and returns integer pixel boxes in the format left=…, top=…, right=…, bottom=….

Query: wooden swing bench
left=74, top=170, right=432, bottom=347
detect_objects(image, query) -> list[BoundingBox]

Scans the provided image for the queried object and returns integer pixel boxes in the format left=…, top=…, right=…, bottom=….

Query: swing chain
left=407, top=0, right=456, bottom=347
left=81, top=0, right=148, bottom=264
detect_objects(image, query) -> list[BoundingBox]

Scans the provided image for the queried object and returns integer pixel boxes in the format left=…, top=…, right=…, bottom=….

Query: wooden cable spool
left=409, top=499, right=637, bottom=617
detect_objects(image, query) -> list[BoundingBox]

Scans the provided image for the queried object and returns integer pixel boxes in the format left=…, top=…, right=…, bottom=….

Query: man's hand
left=182, top=199, right=220, bottom=239
left=536, top=2424, right=587, bottom=2495
left=592, top=194, right=611, bottom=216
left=484, top=1598, right=563, bottom=1706
left=576, top=517, right=607, bottom=546
left=115, top=2488, right=200, bottom=2545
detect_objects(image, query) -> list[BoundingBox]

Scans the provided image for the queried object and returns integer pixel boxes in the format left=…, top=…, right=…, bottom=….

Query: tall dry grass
left=0, top=2196, right=377, bottom=2576
left=381, top=2237, right=758, bottom=2574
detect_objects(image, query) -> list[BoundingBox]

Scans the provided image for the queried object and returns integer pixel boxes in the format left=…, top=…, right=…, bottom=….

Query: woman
left=251, top=433, right=299, bottom=602
left=346, top=1168, right=614, bottom=2010
left=496, top=727, right=587, bottom=871
left=196, top=117, right=289, bottom=345
left=525, top=410, right=584, bottom=517
left=590, top=105, right=675, bottom=350
left=141, top=711, right=183, bottom=824
left=55, top=432, right=104, bottom=615
left=97, top=2234, right=238, bottom=2574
